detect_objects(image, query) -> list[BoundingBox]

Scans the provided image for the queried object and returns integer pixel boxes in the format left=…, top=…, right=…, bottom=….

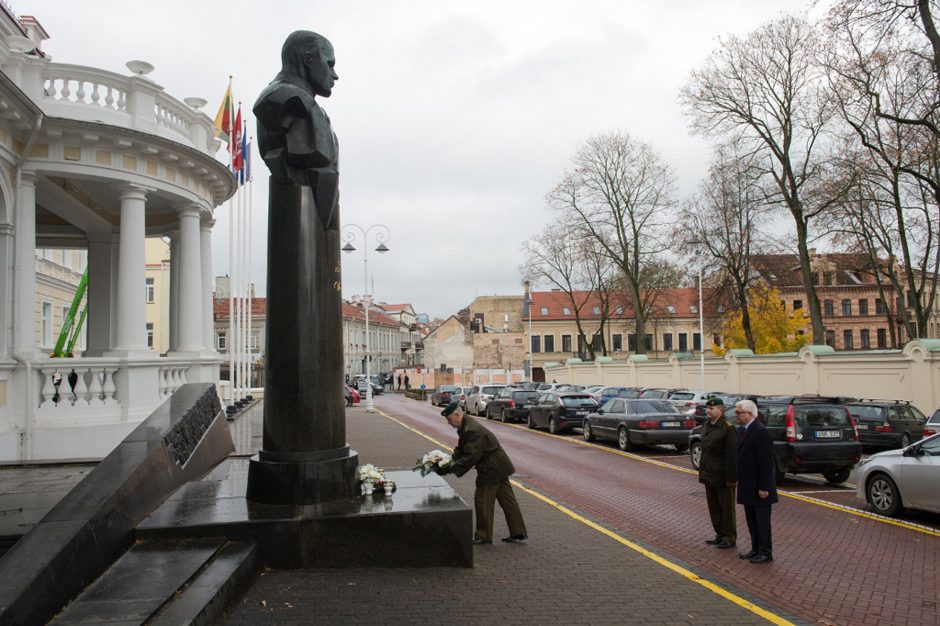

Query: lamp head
left=375, top=243, right=389, bottom=253
left=342, top=242, right=355, bottom=253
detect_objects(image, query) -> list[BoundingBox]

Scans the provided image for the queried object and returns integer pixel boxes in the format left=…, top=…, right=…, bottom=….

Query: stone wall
left=468, top=295, right=525, bottom=333
left=544, top=340, right=940, bottom=414
left=473, top=332, right=526, bottom=370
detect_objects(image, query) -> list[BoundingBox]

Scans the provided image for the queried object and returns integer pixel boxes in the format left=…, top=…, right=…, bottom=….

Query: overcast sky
left=23, top=0, right=813, bottom=318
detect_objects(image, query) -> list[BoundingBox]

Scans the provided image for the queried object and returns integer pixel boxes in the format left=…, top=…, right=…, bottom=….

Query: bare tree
left=520, top=219, right=599, bottom=360
left=680, top=15, right=853, bottom=344
left=548, top=131, right=674, bottom=355
left=826, top=10, right=940, bottom=339
left=679, top=141, right=769, bottom=351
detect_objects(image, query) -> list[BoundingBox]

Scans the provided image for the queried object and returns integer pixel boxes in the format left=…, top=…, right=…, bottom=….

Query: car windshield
left=794, top=406, right=849, bottom=427
left=847, top=405, right=884, bottom=420
left=440, top=385, right=458, bottom=392
left=562, top=395, right=596, bottom=407
left=619, top=388, right=641, bottom=398
left=482, top=386, right=502, bottom=395
left=669, top=391, right=695, bottom=401
left=632, top=400, right=678, bottom=414
left=513, top=391, right=540, bottom=402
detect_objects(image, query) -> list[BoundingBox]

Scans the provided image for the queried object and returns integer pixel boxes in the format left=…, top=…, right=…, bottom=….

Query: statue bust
left=253, top=30, right=340, bottom=229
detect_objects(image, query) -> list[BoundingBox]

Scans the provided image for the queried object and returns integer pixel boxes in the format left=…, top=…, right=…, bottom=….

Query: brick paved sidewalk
left=225, top=405, right=784, bottom=625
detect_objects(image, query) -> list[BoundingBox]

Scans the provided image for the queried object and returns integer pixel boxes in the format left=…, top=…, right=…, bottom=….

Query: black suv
left=485, top=388, right=541, bottom=423
left=844, top=400, right=929, bottom=451
left=758, top=396, right=862, bottom=484
left=689, top=395, right=862, bottom=484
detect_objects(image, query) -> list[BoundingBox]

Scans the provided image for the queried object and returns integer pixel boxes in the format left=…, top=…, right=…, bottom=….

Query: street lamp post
left=342, top=224, right=390, bottom=413
left=687, top=239, right=706, bottom=391
left=524, top=280, right=533, bottom=380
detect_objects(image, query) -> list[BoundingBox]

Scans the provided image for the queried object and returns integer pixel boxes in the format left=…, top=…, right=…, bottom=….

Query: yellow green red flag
left=213, top=78, right=233, bottom=145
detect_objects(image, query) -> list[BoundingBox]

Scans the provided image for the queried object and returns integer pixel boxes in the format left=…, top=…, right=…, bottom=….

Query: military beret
left=704, top=396, right=724, bottom=407
left=441, top=401, right=461, bottom=417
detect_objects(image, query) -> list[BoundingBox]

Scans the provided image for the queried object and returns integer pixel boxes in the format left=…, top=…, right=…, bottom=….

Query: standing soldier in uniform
left=698, top=397, right=737, bottom=549
left=439, top=401, right=528, bottom=545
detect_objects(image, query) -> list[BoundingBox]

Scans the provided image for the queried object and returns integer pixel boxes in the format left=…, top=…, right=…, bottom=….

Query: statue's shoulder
left=254, top=79, right=316, bottom=120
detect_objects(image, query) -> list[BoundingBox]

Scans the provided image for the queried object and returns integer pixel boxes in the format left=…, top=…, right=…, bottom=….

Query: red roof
left=213, top=297, right=267, bottom=321
left=342, top=303, right=399, bottom=327
left=379, top=303, right=412, bottom=313
left=526, top=288, right=718, bottom=321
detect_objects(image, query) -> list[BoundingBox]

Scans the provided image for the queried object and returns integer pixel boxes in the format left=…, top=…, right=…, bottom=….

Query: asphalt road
left=379, top=393, right=940, bottom=626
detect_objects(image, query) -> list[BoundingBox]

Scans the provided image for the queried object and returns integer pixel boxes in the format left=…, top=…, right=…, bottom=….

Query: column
left=201, top=219, right=215, bottom=354
left=0, top=222, right=13, bottom=358
left=85, top=236, right=118, bottom=356
left=175, top=206, right=204, bottom=352
left=113, top=185, right=148, bottom=352
left=168, top=232, right=179, bottom=352
left=12, top=171, right=36, bottom=355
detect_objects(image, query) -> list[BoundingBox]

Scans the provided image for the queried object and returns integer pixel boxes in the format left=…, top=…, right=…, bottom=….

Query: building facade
left=0, top=10, right=234, bottom=460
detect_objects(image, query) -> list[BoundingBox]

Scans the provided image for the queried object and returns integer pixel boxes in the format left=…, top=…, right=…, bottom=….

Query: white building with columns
left=0, top=10, right=235, bottom=460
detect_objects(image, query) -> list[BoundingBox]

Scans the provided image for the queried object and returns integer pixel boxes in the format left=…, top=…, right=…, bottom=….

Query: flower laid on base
left=376, top=478, right=396, bottom=493
left=413, top=449, right=454, bottom=477
left=358, top=463, right=385, bottom=483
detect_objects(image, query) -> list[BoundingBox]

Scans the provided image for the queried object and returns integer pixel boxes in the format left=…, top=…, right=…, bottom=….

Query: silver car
left=855, top=432, right=940, bottom=517
left=465, top=384, right=507, bottom=416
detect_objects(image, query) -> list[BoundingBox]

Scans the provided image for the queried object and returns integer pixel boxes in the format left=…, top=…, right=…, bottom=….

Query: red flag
left=231, top=105, right=243, bottom=172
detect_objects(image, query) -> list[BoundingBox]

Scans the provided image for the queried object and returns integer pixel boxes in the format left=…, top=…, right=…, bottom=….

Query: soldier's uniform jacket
left=698, top=417, right=738, bottom=487
left=452, top=416, right=515, bottom=487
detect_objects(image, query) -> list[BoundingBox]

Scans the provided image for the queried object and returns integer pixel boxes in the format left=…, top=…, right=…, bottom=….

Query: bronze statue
left=247, top=30, right=357, bottom=505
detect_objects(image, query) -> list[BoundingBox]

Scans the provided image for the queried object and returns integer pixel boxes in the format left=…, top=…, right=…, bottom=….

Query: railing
left=43, top=65, right=128, bottom=113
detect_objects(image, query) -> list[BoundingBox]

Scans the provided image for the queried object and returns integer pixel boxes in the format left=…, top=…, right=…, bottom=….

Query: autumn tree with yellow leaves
left=713, top=284, right=810, bottom=356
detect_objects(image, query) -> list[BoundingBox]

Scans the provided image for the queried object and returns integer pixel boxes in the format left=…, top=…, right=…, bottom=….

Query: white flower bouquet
left=357, top=463, right=385, bottom=483
left=413, top=449, right=454, bottom=477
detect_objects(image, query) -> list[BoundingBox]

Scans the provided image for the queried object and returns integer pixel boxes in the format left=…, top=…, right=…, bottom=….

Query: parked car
left=583, top=398, right=696, bottom=452
left=344, top=385, right=360, bottom=407
left=689, top=393, right=761, bottom=426
left=845, top=400, right=930, bottom=451
left=528, top=391, right=598, bottom=434
left=593, top=386, right=628, bottom=404
left=667, top=390, right=724, bottom=415
left=758, top=395, right=862, bottom=484
left=583, top=384, right=604, bottom=399
left=465, top=384, right=507, bottom=416
left=638, top=387, right=685, bottom=400
left=453, top=385, right=473, bottom=409
left=855, top=431, right=940, bottom=516
left=485, top=388, right=542, bottom=423
left=555, top=384, right=585, bottom=392
left=927, top=409, right=940, bottom=436
left=618, top=387, right=643, bottom=399
left=429, top=384, right=459, bottom=407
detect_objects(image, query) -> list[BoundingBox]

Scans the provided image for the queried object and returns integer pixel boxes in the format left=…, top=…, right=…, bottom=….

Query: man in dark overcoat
left=734, top=399, right=778, bottom=563
left=698, top=397, right=737, bottom=548
left=439, top=401, right=528, bottom=545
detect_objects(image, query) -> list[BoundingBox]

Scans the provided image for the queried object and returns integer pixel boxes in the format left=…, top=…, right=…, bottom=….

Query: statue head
left=280, top=30, right=338, bottom=98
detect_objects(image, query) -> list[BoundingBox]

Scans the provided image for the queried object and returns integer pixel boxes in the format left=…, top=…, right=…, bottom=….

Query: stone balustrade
left=25, top=60, right=216, bottom=154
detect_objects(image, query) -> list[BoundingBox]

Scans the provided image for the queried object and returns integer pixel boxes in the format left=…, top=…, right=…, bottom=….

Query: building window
left=713, top=334, right=721, bottom=347
left=540, top=307, right=548, bottom=316
left=690, top=304, right=698, bottom=314
left=145, top=277, right=155, bottom=303
left=146, top=323, right=154, bottom=348
left=544, top=335, right=554, bottom=352
left=577, top=335, right=586, bottom=354
left=843, top=329, right=853, bottom=350
left=823, top=300, right=834, bottom=316
left=663, top=333, right=673, bottom=351
left=562, top=307, right=572, bottom=316
left=628, top=334, right=637, bottom=352
left=793, top=300, right=802, bottom=310
left=562, top=334, right=572, bottom=353
left=666, top=305, right=676, bottom=314
left=645, top=334, right=653, bottom=350
left=251, top=332, right=261, bottom=351
left=531, top=335, right=541, bottom=354
left=824, top=271, right=834, bottom=285
left=615, top=306, right=623, bottom=315
left=678, top=333, right=688, bottom=351
left=592, top=334, right=602, bottom=351
left=842, top=299, right=851, bottom=316
left=217, top=332, right=226, bottom=351
left=875, top=298, right=885, bottom=314
left=612, top=334, right=622, bottom=351
left=860, top=329, right=870, bottom=349
left=592, top=306, right=601, bottom=315
left=825, top=330, right=835, bottom=347
left=877, top=328, right=887, bottom=348
left=693, top=332, right=701, bottom=351
left=811, top=272, right=819, bottom=285
left=41, top=301, right=53, bottom=349
left=858, top=299, right=868, bottom=315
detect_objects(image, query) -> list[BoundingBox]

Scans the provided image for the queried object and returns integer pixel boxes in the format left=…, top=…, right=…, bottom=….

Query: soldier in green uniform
left=698, top=397, right=738, bottom=548
left=439, top=401, right=528, bottom=545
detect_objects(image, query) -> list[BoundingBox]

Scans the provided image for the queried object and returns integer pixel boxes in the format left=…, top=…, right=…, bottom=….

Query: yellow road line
left=492, top=419, right=940, bottom=538
left=374, top=408, right=792, bottom=626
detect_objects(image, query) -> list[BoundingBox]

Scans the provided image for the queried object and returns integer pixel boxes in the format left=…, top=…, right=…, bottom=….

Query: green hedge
left=405, top=389, right=431, bottom=400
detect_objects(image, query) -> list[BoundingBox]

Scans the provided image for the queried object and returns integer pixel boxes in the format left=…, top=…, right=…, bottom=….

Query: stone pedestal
left=246, top=447, right=359, bottom=505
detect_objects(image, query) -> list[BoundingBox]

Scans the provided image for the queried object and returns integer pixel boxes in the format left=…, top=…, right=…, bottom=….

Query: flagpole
left=246, top=134, right=254, bottom=396
left=227, top=79, right=237, bottom=405
left=239, top=150, right=248, bottom=402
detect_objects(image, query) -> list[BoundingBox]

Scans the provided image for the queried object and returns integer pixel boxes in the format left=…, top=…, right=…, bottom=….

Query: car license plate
left=855, top=423, right=867, bottom=430
left=815, top=430, right=841, bottom=439
left=576, top=411, right=587, bottom=416
left=662, top=421, right=680, bottom=427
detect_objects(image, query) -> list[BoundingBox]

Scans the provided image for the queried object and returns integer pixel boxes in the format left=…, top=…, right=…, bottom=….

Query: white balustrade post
left=201, top=220, right=215, bottom=354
